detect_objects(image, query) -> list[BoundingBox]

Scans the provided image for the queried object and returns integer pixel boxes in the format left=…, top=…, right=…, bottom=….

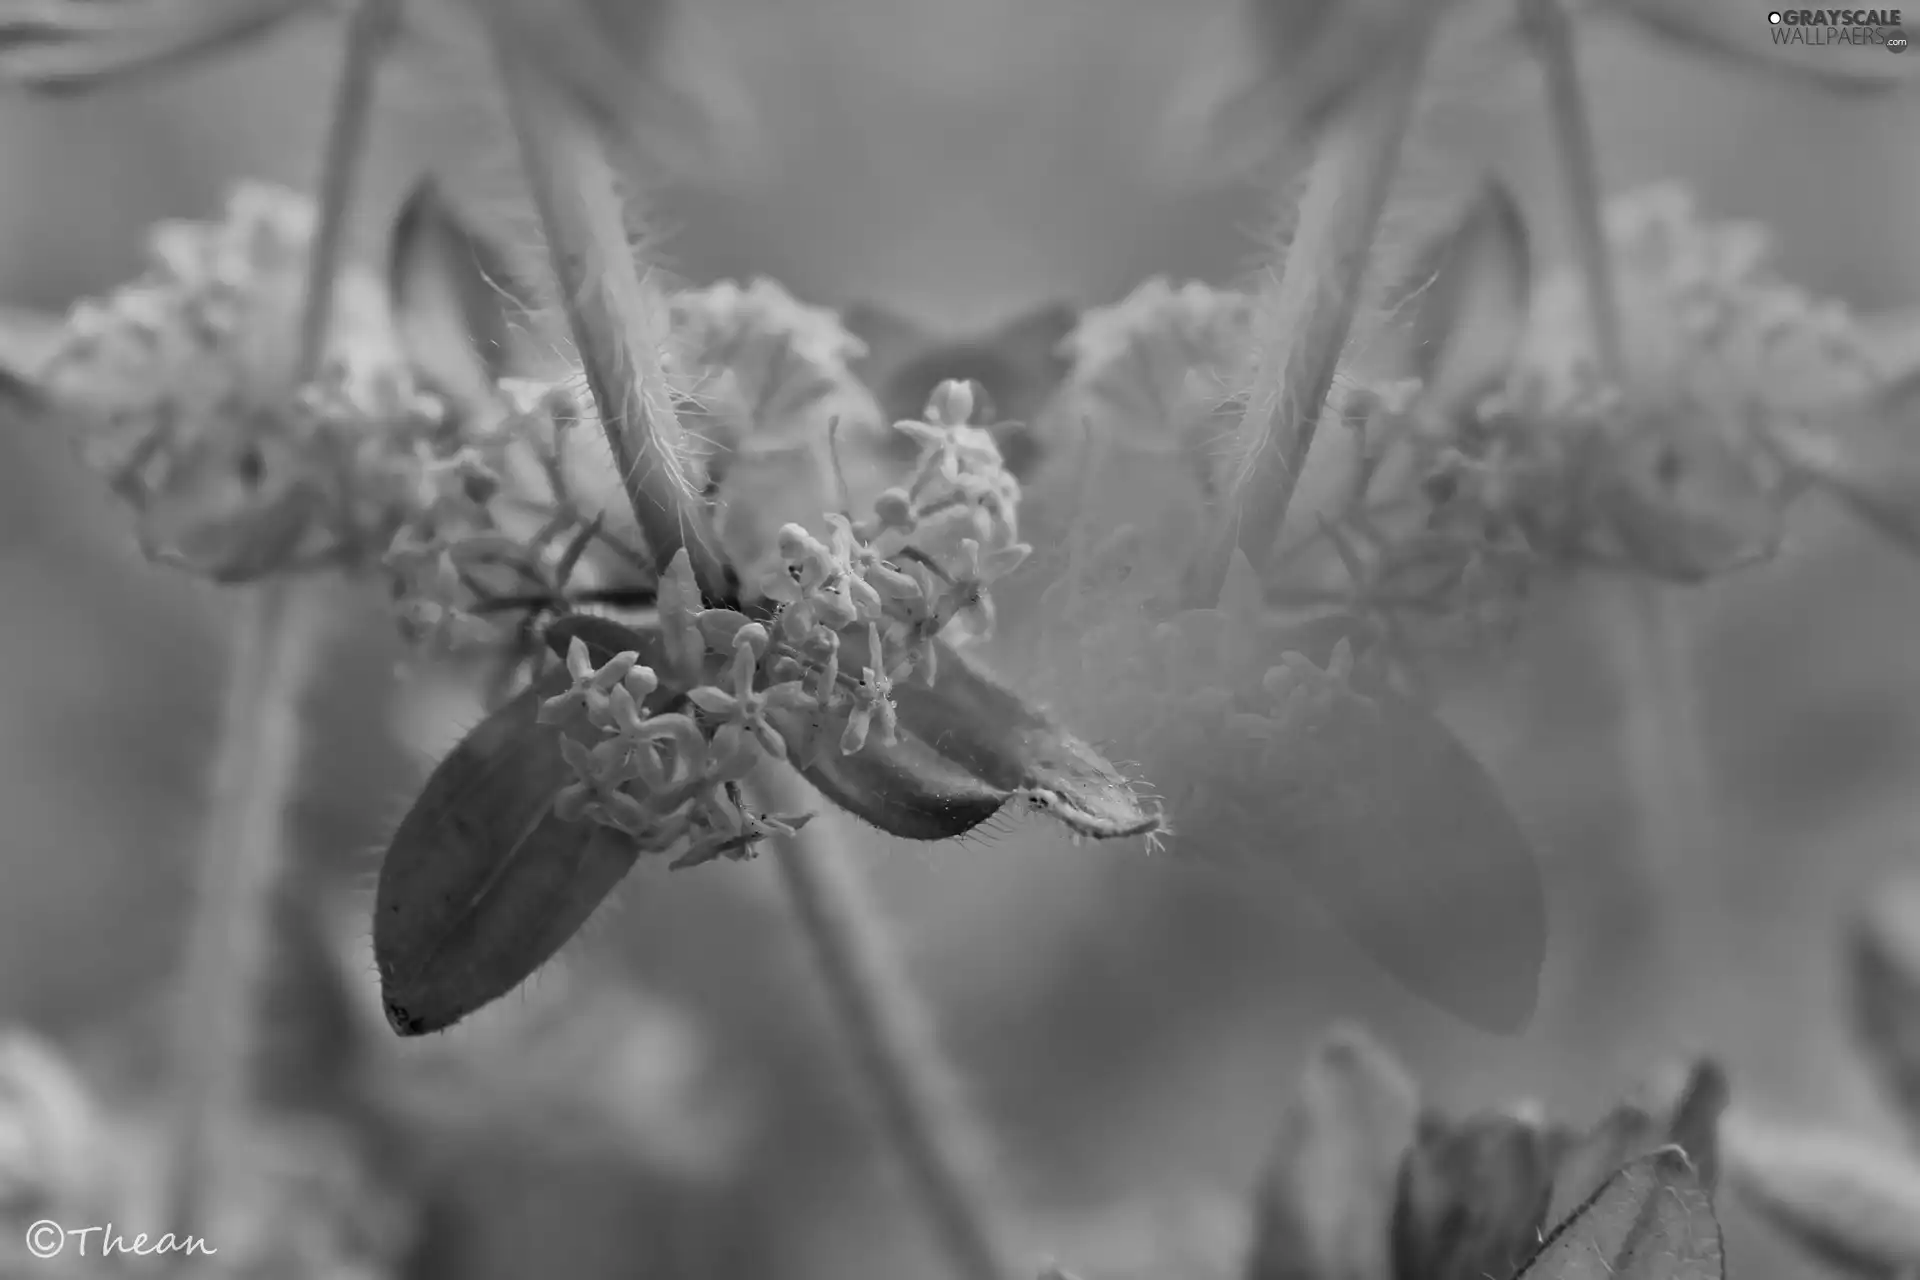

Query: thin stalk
left=489, top=38, right=1020, bottom=1280
left=760, top=767, right=1022, bottom=1280
left=162, top=0, right=392, bottom=1240
left=295, top=0, right=402, bottom=379
left=490, top=36, right=732, bottom=603
left=1188, top=17, right=1438, bottom=608
left=161, top=582, right=326, bottom=1239
left=1518, top=0, right=1625, bottom=382
left=1521, top=0, right=1723, bottom=1030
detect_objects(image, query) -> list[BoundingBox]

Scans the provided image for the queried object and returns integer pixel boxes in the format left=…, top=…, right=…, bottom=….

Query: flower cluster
left=762, top=377, right=1030, bottom=650
left=1309, top=182, right=1900, bottom=649
left=43, top=183, right=441, bottom=582
left=659, top=276, right=899, bottom=570
left=1059, top=277, right=1254, bottom=461
left=668, top=276, right=873, bottom=438
left=536, top=624, right=814, bottom=870
left=547, top=378, right=1034, bottom=854
left=38, top=182, right=647, bottom=656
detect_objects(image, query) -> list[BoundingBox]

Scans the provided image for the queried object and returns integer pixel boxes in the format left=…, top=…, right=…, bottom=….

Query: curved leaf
left=1723, top=1112, right=1920, bottom=1279
left=780, top=633, right=1161, bottom=844
left=1519, top=1146, right=1723, bottom=1280
left=1547, top=1060, right=1729, bottom=1228
left=375, top=620, right=668, bottom=1036
left=1220, top=683, right=1547, bottom=1034
left=0, top=0, right=323, bottom=95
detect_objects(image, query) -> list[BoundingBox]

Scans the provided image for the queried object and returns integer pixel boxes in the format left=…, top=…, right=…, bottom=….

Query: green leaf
left=780, top=632, right=1161, bottom=844
left=1723, top=1113, right=1920, bottom=1279
left=0, top=0, right=323, bottom=95
left=1595, top=0, right=1920, bottom=97
left=1248, top=1024, right=1419, bottom=1280
left=374, top=617, right=670, bottom=1036
left=1518, top=1146, right=1723, bottom=1280
left=1849, top=873, right=1920, bottom=1143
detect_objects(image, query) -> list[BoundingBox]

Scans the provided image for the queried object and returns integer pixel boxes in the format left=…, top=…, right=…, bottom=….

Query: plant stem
left=1521, top=0, right=1723, bottom=1029
left=161, top=581, right=327, bottom=1239
left=1518, top=0, right=1624, bottom=383
left=760, top=767, right=1021, bottom=1280
left=489, top=35, right=1020, bottom=1279
left=1188, top=16, right=1438, bottom=608
left=163, top=1, right=390, bottom=1240
left=490, top=36, right=733, bottom=603
left=296, top=0, right=402, bottom=380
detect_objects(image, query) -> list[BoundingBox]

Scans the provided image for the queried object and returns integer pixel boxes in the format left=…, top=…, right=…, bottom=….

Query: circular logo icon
left=1888, top=27, right=1909, bottom=51
left=24, top=1221, right=64, bottom=1260
left=1769, top=10, right=1783, bottom=22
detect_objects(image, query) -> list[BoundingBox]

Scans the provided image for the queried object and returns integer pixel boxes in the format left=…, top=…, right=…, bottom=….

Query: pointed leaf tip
left=781, top=634, right=1160, bottom=843
left=1546, top=1058, right=1730, bottom=1233
left=1520, top=1146, right=1722, bottom=1280
left=374, top=676, right=646, bottom=1036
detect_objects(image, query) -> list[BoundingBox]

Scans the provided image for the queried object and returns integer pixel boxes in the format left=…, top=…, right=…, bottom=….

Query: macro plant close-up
left=0, top=0, right=1918, bottom=1276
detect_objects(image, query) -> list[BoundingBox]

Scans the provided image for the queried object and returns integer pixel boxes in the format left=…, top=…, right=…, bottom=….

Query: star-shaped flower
left=538, top=637, right=657, bottom=729
left=687, top=626, right=815, bottom=779
left=841, top=623, right=901, bottom=755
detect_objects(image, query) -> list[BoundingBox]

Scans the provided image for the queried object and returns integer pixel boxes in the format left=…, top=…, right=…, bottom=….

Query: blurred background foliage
left=1, top=0, right=1918, bottom=1276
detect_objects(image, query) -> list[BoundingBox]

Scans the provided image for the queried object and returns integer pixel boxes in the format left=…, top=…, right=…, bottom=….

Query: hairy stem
left=161, top=582, right=327, bottom=1239
left=757, top=766, right=1020, bottom=1280
left=486, top=30, right=1018, bottom=1276
left=1522, top=0, right=1722, bottom=1027
left=1188, top=17, right=1438, bottom=608
left=491, top=35, right=733, bottom=603
left=295, top=0, right=401, bottom=380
